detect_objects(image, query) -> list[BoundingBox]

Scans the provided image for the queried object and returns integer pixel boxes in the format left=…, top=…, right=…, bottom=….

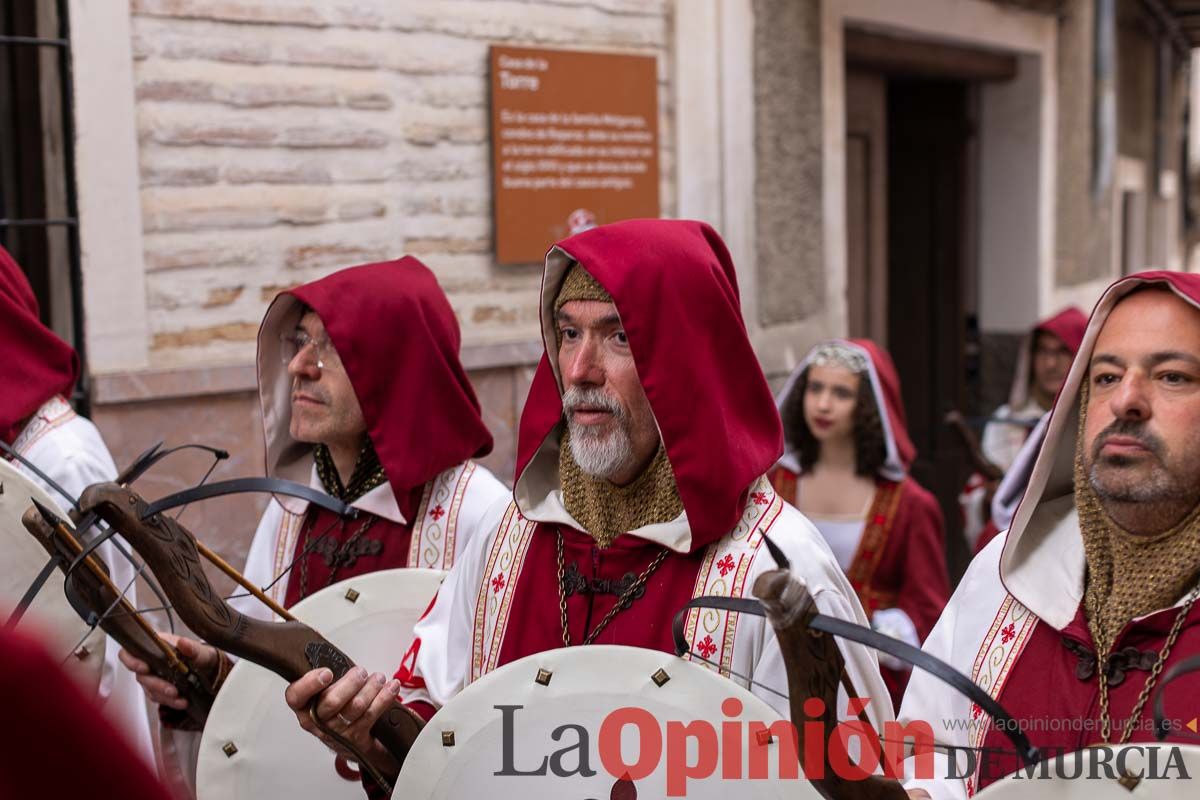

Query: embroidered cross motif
left=971, top=703, right=982, bottom=720
left=491, top=572, right=506, bottom=594
left=696, top=635, right=718, bottom=659
left=1000, top=623, right=1016, bottom=644
left=429, top=504, right=445, bottom=521
left=716, top=554, right=736, bottom=577
left=751, top=491, right=770, bottom=506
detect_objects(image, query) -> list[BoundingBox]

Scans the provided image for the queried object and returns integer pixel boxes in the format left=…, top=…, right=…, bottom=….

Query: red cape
left=257, top=256, right=492, bottom=497
left=514, top=219, right=783, bottom=553
left=848, top=338, right=916, bottom=470
left=0, top=246, right=78, bottom=445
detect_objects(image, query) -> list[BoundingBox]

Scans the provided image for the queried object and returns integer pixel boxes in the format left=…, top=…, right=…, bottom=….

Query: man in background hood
left=982, top=307, right=1088, bottom=472
left=962, top=307, right=1088, bottom=552
left=119, top=257, right=509, bottom=794
left=0, top=245, right=154, bottom=767
left=283, top=219, right=894, bottom=794
left=901, top=272, right=1200, bottom=798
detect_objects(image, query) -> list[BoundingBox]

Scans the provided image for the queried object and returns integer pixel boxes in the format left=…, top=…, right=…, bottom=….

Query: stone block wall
left=125, top=0, right=675, bottom=368
left=85, top=0, right=675, bottom=576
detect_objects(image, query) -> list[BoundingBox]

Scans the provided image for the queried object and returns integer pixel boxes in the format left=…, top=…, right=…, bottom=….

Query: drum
left=196, top=567, right=445, bottom=800
left=0, top=459, right=106, bottom=692
left=395, top=645, right=820, bottom=798
left=974, top=743, right=1200, bottom=798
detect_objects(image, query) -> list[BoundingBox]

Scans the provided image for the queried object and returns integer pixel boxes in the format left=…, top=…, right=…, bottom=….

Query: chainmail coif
left=1076, top=380, right=1200, bottom=658
left=552, top=262, right=684, bottom=546
left=559, top=429, right=684, bottom=548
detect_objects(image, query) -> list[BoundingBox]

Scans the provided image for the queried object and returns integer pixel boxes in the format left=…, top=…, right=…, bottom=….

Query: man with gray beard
left=900, top=275, right=1200, bottom=799
left=283, top=219, right=894, bottom=796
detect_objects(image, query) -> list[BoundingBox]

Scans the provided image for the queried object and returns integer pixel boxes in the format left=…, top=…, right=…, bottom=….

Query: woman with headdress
left=770, top=339, right=950, bottom=706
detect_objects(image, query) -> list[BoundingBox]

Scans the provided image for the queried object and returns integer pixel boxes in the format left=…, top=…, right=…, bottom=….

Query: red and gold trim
left=844, top=480, right=903, bottom=614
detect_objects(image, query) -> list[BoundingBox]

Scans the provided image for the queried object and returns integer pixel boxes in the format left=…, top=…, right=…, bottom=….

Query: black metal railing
left=0, top=0, right=88, bottom=414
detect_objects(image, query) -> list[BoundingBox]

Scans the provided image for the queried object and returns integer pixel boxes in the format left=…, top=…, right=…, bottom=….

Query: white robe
left=10, top=396, right=155, bottom=767
left=897, top=534, right=1012, bottom=800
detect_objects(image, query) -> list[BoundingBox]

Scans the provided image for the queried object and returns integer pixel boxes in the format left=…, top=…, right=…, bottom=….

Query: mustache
left=292, top=380, right=329, bottom=404
left=561, top=386, right=625, bottom=420
left=1090, top=419, right=1165, bottom=460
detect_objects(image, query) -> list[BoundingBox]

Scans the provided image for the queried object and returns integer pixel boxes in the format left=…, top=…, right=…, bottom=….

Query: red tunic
left=497, top=525, right=704, bottom=662
left=975, top=601, right=1200, bottom=791
left=283, top=485, right=424, bottom=608
left=770, top=467, right=950, bottom=706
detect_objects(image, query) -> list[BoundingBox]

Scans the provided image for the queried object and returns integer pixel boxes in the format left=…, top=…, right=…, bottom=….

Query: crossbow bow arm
left=79, top=482, right=424, bottom=775
left=672, top=534, right=1038, bottom=800
left=22, top=505, right=215, bottom=727
left=747, top=561, right=1039, bottom=798
left=752, top=568, right=908, bottom=800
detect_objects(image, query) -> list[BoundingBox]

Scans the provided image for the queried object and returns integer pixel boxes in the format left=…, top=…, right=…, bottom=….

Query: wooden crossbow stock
left=78, top=482, right=424, bottom=795
left=23, top=501, right=216, bottom=728
left=7, top=441, right=218, bottom=728
left=77, top=480, right=1037, bottom=800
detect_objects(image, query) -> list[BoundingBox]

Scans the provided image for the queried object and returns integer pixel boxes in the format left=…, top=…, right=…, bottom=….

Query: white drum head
left=396, top=645, right=819, bottom=799
left=197, top=567, right=445, bottom=800
left=0, top=459, right=105, bottom=693
left=975, top=744, right=1200, bottom=799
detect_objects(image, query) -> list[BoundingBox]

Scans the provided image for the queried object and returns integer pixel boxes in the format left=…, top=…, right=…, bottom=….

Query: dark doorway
left=886, top=79, right=974, bottom=579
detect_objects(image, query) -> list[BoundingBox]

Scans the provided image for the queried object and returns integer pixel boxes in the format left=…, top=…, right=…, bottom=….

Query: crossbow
left=79, top=481, right=423, bottom=795
left=9, top=441, right=362, bottom=730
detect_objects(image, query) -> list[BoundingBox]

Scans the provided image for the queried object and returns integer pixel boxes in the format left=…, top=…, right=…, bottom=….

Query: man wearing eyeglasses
left=117, top=257, right=510, bottom=793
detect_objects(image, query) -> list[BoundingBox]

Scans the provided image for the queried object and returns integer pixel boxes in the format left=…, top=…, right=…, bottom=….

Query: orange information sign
left=490, top=45, right=660, bottom=264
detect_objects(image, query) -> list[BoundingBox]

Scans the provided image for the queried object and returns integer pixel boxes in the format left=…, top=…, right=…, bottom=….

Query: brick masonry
left=127, top=0, right=675, bottom=368
left=89, top=0, right=675, bottom=595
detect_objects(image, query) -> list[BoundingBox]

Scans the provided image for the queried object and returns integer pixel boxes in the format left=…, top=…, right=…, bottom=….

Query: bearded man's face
left=1084, top=290, right=1200, bottom=531
left=555, top=300, right=660, bottom=485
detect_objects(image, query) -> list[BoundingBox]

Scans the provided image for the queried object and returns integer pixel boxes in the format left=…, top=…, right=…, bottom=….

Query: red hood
left=514, top=219, right=783, bottom=553
left=0, top=246, right=78, bottom=445
left=776, top=338, right=915, bottom=480
left=1007, top=306, right=1088, bottom=410
left=256, top=257, right=492, bottom=507
left=1002, top=271, right=1200, bottom=629
left=1034, top=307, right=1088, bottom=355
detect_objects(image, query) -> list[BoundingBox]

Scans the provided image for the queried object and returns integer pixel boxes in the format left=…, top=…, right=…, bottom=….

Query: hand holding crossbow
left=6, top=441, right=226, bottom=727
left=79, top=481, right=424, bottom=795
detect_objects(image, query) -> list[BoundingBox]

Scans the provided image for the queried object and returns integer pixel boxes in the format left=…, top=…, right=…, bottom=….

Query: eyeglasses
left=279, top=330, right=343, bottom=371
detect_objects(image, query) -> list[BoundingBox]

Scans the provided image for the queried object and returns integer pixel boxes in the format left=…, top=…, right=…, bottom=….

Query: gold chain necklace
left=556, top=530, right=670, bottom=647
left=1097, top=582, right=1200, bottom=743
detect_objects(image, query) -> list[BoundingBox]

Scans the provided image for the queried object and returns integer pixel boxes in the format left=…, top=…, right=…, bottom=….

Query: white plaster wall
left=68, top=0, right=150, bottom=373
